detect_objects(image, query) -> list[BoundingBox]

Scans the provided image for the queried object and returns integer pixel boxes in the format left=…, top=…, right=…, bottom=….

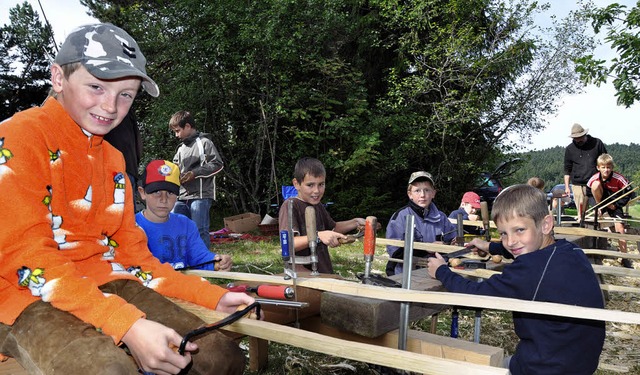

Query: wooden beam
left=174, top=300, right=508, bottom=375
left=553, top=226, right=640, bottom=242
left=186, top=271, right=640, bottom=324
left=582, top=249, right=640, bottom=260
left=592, top=264, right=640, bottom=278
left=377, top=230, right=640, bottom=251
left=299, top=316, right=504, bottom=367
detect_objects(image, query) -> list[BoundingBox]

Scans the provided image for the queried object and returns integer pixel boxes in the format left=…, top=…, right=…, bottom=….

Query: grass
left=209, top=205, right=640, bottom=374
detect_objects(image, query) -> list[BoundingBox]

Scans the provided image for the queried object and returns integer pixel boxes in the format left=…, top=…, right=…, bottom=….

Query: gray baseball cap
left=54, top=23, right=159, bottom=97
left=408, top=171, right=434, bottom=187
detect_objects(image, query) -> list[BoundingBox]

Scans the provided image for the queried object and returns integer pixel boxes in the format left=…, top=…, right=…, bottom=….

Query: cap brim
left=144, top=181, right=179, bottom=195
left=85, top=63, right=159, bottom=97
left=409, top=176, right=434, bottom=185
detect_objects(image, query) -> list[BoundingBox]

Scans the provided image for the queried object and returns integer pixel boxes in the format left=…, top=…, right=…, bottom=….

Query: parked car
left=547, top=183, right=575, bottom=209
left=473, top=158, right=523, bottom=209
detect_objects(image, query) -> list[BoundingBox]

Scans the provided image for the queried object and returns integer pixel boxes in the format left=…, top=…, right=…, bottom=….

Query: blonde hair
left=527, top=177, right=545, bottom=190
left=492, top=184, right=549, bottom=227
left=597, top=153, right=614, bottom=167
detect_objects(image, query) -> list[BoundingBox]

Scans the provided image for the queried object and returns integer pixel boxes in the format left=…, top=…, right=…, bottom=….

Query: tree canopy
left=575, top=1, right=640, bottom=107
left=3, top=0, right=600, bottom=221
left=0, top=1, right=55, bottom=120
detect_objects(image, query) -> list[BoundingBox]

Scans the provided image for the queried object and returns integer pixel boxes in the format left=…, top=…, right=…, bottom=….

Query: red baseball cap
left=141, top=160, right=180, bottom=195
left=462, top=191, right=481, bottom=209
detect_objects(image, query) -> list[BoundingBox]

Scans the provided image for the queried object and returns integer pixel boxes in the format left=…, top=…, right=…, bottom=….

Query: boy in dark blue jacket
left=428, top=184, right=605, bottom=374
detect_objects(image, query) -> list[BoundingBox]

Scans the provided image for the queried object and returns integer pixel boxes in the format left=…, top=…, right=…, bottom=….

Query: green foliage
left=73, top=1, right=597, bottom=223
left=0, top=2, right=56, bottom=120
left=576, top=1, right=640, bottom=107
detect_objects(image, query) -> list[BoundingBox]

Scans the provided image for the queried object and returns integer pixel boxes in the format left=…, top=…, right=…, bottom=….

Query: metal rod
left=398, top=215, right=414, bottom=351
left=254, top=298, right=309, bottom=308
left=305, top=206, right=319, bottom=276
left=474, top=309, right=482, bottom=343
left=555, top=197, right=562, bottom=226
left=287, top=200, right=300, bottom=327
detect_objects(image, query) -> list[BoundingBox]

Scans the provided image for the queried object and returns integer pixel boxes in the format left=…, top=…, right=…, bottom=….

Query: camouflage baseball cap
left=54, top=23, right=159, bottom=97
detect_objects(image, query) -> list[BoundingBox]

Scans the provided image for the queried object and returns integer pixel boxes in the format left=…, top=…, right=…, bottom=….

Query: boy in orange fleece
left=0, top=24, right=254, bottom=374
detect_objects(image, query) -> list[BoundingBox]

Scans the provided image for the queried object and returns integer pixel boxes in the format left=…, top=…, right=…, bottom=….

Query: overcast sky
left=2, top=0, right=638, bottom=151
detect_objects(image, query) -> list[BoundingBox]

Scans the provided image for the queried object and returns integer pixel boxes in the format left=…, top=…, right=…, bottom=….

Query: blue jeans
left=173, top=198, right=212, bottom=246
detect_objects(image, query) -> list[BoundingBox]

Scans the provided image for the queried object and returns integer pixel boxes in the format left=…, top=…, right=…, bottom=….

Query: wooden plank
left=174, top=300, right=508, bottom=375
left=592, top=264, right=640, bottom=278
left=583, top=249, right=640, bottom=260
left=299, top=316, right=504, bottom=367
left=554, top=226, right=640, bottom=242
left=0, top=358, right=27, bottom=375
left=248, top=337, right=268, bottom=372
left=186, top=271, right=640, bottom=324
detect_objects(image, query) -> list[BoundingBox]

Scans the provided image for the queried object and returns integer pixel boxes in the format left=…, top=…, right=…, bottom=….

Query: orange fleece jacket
left=0, top=98, right=227, bottom=344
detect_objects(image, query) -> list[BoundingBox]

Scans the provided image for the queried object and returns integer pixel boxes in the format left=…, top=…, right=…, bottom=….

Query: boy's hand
left=318, top=230, right=347, bottom=247
left=179, top=171, right=195, bottom=184
left=427, top=253, right=447, bottom=278
left=467, top=238, right=490, bottom=254
left=122, top=318, right=195, bottom=375
left=215, top=254, right=232, bottom=271
left=354, top=217, right=366, bottom=227
left=216, top=291, right=263, bottom=320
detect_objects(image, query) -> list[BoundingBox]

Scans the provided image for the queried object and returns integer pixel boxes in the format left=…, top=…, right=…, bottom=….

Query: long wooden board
left=174, top=300, right=508, bottom=375
left=186, top=271, right=640, bottom=324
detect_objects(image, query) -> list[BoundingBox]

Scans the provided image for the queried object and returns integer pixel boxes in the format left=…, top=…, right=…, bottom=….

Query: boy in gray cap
left=385, top=171, right=457, bottom=275
left=0, top=24, right=254, bottom=374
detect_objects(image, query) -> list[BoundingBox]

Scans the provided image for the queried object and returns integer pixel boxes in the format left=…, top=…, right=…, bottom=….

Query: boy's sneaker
left=621, top=258, right=633, bottom=269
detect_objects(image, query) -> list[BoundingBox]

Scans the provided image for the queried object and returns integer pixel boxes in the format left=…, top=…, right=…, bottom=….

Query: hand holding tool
left=178, top=302, right=261, bottom=355
left=305, top=205, right=319, bottom=276
left=227, top=283, right=295, bottom=300
left=440, top=245, right=487, bottom=262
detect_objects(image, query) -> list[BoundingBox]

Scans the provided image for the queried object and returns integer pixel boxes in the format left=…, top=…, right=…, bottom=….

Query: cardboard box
left=223, top=213, right=261, bottom=233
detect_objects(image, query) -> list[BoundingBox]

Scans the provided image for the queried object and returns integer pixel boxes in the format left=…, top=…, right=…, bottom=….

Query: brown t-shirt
left=278, top=198, right=337, bottom=273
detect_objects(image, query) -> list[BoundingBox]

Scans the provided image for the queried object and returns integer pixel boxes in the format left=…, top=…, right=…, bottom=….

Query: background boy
left=136, top=160, right=232, bottom=271
left=428, top=184, right=605, bottom=374
left=170, top=110, right=224, bottom=246
left=448, top=191, right=482, bottom=235
left=587, top=153, right=634, bottom=267
left=0, top=24, right=253, bottom=374
left=278, top=157, right=365, bottom=274
left=386, top=171, right=457, bottom=276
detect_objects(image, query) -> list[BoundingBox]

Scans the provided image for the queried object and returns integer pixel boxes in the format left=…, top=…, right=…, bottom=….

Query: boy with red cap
left=136, top=160, right=232, bottom=271
left=0, top=24, right=253, bottom=374
left=449, top=191, right=483, bottom=236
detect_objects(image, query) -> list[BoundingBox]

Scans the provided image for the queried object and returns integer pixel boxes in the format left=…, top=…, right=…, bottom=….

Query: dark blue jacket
left=436, top=239, right=605, bottom=374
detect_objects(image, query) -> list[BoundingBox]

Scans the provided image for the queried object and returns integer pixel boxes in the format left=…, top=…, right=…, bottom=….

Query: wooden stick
left=173, top=299, right=508, bottom=375
left=186, top=271, right=640, bottom=324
